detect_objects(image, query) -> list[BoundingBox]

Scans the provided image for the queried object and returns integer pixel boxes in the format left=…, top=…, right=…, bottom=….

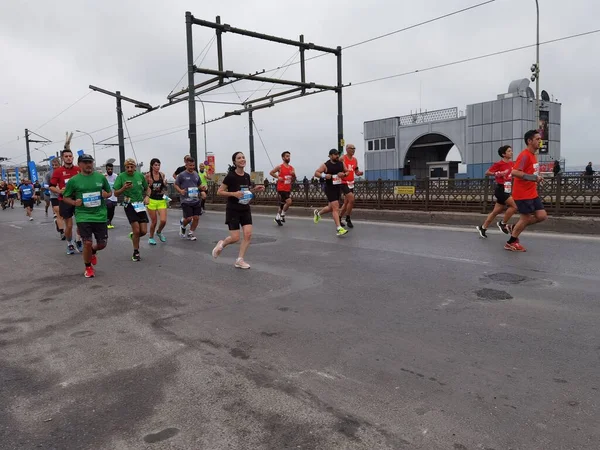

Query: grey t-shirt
left=45, top=172, right=58, bottom=199
left=176, top=170, right=201, bottom=204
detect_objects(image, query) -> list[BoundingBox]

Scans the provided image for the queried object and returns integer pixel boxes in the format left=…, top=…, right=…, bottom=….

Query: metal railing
left=166, top=175, right=600, bottom=216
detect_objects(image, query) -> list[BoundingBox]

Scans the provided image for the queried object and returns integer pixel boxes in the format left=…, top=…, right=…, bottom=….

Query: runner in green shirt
left=62, top=154, right=112, bottom=278
left=113, top=158, right=151, bottom=261
left=198, top=162, right=211, bottom=212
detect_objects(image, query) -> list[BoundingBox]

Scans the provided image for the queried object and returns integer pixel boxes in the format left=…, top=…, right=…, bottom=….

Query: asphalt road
left=0, top=205, right=599, bottom=450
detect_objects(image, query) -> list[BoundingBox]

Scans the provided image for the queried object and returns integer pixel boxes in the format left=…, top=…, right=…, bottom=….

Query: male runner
left=504, top=130, right=547, bottom=252
left=50, top=148, right=83, bottom=254
left=476, top=145, right=518, bottom=238
left=7, top=182, right=16, bottom=208
left=62, top=154, right=112, bottom=278
left=270, top=151, right=295, bottom=226
left=33, top=180, right=42, bottom=205
left=18, top=178, right=36, bottom=221
left=198, top=162, right=211, bottom=213
left=0, top=181, right=9, bottom=210
left=339, top=144, right=363, bottom=228
left=105, top=163, right=117, bottom=229
left=113, top=158, right=150, bottom=261
left=46, top=158, right=64, bottom=239
left=174, top=157, right=205, bottom=241
left=313, top=149, right=349, bottom=236
left=42, top=176, right=51, bottom=216
left=173, top=155, right=195, bottom=178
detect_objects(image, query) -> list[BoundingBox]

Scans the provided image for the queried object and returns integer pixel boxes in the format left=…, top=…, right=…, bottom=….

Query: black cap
left=328, top=149, right=339, bottom=156
left=78, top=154, right=94, bottom=163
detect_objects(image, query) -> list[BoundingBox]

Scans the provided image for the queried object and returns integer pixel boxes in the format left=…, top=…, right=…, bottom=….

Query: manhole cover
left=475, top=288, right=513, bottom=301
left=487, top=273, right=528, bottom=284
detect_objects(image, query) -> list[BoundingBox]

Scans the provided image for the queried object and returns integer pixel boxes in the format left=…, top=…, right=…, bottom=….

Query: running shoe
left=157, top=232, right=167, bottom=243
left=235, top=257, right=250, bottom=269
left=84, top=266, right=95, bottom=278
left=29, top=217, right=33, bottom=221
left=60, top=232, right=66, bottom=241
left=128, top=232, right=133, bottom=241
left=179, top=218, right=187, bottom=238
left=497, top=221, right=509, bottom=235
left=313, top=210, right=321, bottom=224
left=281, top=215, right=286, bottom=223
left=67, top=244, right=76, bottom=255
left=90, top=254, right=97, bottom=265
left=212, top=240, right=224, bottom=259
left=107, top=224, right=115, bottom=229
left=76, top=241, right=83, bottom=253
left=148, top=237, right=157, bottom=245
left=187, top=232, right=197, bottom=241
left=504, top=241, right=526, bottom=252
left=274, top=216, right=283, bottom=226
left=336, top=227, right=348, bottom=236
left=132, top=252, right=141, bottom=262
left=476, top=226, right=488, bottom=238
left=346, top=216, right=354, bottom=228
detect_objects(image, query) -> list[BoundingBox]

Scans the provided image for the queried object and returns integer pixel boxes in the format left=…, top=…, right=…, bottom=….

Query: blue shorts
left=515, top=197, right=544, bottom=215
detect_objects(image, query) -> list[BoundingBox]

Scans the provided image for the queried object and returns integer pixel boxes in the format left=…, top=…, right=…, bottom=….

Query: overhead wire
left=34, top=91, right=93, bottom=131
left=243, top=49, right=299, bottom=103
left=167, top=35, right=217, bottom=96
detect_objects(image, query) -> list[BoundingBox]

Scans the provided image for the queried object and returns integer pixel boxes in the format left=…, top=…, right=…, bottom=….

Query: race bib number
left=284, top=175, right=292, bottom=185
left=504, top=181, right=512, bottom=194
left=238, top=188, right=253, bottom=205
left=533, top=163, right=540, bottom=176
left=132, top=201, right=146, bottom=213
left=82, top=191, right=101, bottom=208
left=332, top=175, right=341, bottom=185
left=22, top=188, right=32, bottom=196
left=347, top=181, right=355, bottom=189
left=187, top=186, right=199, bottom=198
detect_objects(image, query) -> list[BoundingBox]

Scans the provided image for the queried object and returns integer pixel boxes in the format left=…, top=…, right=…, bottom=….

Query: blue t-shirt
left=20, top=183, right=34, bottom=200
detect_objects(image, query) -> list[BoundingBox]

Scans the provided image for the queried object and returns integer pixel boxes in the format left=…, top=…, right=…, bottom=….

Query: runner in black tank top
left=145, top=158, right=169, bottom=245
left=312, top=149, right=349, bottom=236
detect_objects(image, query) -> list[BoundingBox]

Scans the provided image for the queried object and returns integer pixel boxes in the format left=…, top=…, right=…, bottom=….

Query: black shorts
left=124, top=204, right=149, bottom=224
left=22, top=199, right=34, bottom=209
left=278, top=191, right=291, bottom=203
left=59, top=201, right=75, bottom=219
left=51, top=198, right=60, bottom=207
left=181, top=201, right=202, bottom=218
left=226, top=207, right=252, bottom=230
left=515, top=197, right=544, bottom=215
left=494, top=185, right=511, bottom=206
left=341, top=184, right=354, bottom=195
left=324, top=185, right=342, bottom=203
left=77, top=222, right=108, bottom=244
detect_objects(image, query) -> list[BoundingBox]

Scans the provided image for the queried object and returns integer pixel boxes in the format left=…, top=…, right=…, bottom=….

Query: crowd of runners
left=0, top=129, right=548, bottom=277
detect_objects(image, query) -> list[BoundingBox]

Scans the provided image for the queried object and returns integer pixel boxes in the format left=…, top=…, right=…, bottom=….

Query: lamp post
left=75, top=130, right=96, bottom=160
left=532, top=0, right=540, bottom=129
left=196, top=99, right=208, bottom=162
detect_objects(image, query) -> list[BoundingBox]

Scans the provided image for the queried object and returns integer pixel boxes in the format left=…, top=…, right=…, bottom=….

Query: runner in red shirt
left=475, top=145, right=517, bottom=238
left=339, top=144, right=363, bottom=228
left=504, top=130, right=547, bottom=252
left=270, top=151, right=296, bottom=226
left=50, top=147, right=82, bottom=254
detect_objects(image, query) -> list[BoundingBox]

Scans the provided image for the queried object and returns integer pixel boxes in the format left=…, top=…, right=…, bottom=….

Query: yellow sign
left=340, top=138, right=345, bottom=147
left=394, top=186, right=415, bottom=195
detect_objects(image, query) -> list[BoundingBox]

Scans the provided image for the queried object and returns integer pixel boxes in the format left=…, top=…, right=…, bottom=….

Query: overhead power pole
left=24, top=129, right=51, bottom=180
left=248, top=109, right=255, bottom=172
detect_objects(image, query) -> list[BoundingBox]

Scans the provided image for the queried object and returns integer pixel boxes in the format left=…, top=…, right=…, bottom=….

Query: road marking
left=9, top=224, right=23, bottom=229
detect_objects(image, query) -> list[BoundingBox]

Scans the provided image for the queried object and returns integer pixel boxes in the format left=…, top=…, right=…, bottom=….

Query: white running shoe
left=235, top=257, right=250, bottom=269
left=212, top=240, right=224, bottom=258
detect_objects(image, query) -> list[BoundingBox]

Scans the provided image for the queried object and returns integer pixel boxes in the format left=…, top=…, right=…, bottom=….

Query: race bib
left=22, top=188, right=32, bottom=196
left=132, top=202, right=146, bottom=213
left=284, top=175, right=292, bottom=185
left=82, top=191, right=101, bottom=208
left=332, top=175, right=341, bottom=185
left=347, top=182, right=355, bottom=189
left=533, top=163, right=540, bottom=176
left=238, top=188, right=253, bottom=205
left=187, top=186, right=199, bottom=199
left=504, top=181, right=512, bottom=194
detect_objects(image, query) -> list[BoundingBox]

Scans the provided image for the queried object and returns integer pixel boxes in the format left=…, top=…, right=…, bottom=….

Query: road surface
left=0, top=206, right=598, bottom=449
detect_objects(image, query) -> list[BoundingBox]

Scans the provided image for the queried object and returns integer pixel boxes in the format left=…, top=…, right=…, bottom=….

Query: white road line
left=9, top=224, right=23, bottom=229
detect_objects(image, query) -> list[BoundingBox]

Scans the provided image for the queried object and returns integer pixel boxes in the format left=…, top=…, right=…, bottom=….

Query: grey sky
left=1, top=0, right=598, bottom=177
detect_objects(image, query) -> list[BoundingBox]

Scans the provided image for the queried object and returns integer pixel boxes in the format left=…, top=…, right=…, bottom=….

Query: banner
left=538, top=110, right=549, bottom=154
left=1, top=166, right=6, bottom=181
left=77, top=149, right=84, bottom=157
left=207, top=153, right=215, bottom=175
left=28, top=161, right=38, bottom=182
left=15, top=167, right=20, bottom=184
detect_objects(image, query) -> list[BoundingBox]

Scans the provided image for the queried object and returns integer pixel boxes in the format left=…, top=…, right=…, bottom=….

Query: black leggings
left=106, top=201, right=116, bottom=224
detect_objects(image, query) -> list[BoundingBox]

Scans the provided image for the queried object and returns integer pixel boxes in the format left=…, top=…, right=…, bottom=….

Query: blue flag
left=28, top=161, right=38, bottom=182
left=1, top=166, right=6, bottom=181
left=77, top=149, right=84, bottom=157
left=15, top=167, right=20, bottom=184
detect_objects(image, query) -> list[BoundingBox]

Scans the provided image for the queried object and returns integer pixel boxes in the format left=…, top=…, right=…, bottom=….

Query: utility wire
left=243, top=49, right=299, bottom=103
left=167, top=35, right=217, bottom=96
left=34, top=91, right=93, bottom=131
left=121, top=114, right=138, bottom=163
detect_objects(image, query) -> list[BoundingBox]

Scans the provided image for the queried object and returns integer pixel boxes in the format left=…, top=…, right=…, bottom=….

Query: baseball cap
left=78, top=154, right=94, bottom=163
left=328, top=149, right=339, bottom=156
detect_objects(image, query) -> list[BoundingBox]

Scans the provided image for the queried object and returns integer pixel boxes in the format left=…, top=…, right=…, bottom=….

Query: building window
left=380, top=138, right=387, bottom=150
left=374, top=140, right=380, bottom=150
left=368, top=140, right=373, bottom=151
left=387, top=137, right=395, bottom=149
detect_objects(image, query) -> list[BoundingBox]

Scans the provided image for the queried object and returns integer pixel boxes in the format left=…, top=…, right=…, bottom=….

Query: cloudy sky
left=1, top=0, right=598, bottom=177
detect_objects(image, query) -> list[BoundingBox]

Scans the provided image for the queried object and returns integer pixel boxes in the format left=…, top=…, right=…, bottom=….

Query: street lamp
left=530, top=0, right=540, bottom=129
left=32, top=147, right=48, bottom=160
left=75, top=130, right=96, bottom=161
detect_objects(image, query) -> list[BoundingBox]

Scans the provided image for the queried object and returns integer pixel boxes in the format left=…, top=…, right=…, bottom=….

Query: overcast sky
left=1, top=0, right=598, bottom=177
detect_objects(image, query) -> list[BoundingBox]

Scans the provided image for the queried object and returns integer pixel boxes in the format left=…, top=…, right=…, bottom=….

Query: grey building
left=363, top=79, right=561, bottom=180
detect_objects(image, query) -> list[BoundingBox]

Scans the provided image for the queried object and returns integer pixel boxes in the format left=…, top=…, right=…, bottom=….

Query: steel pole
left=185, top=11, right=198, bottom=162
left=25, top=128, right=32, bottom=180
left=116, top=93, right=126, bottom=173
left=336, top=47, right=344, bottom=155
left=248, top=109, right=255, bottom=173
left=199, top=100, right=207, bottom=161
left=535, top=0, right=540, bottom=129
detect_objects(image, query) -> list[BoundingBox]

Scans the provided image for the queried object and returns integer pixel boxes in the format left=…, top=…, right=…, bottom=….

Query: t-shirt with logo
left=341, top=155, right=359, bottom=187
left=176, top=170, right=202, bottom=205
left=50, top=165, right=81, bottom=200
left=113, top=171, right=148, bottom=203
left=512, top=150, right=539, bottom=200
left=488, top=160, right=514, bottom=194
left=19, top=183, right=34, bottom=200
left=222, top=171, right=254, bottom=211
left=276, top=164, right=295, bottom=192
left=63, top=172, right=111, bottom=223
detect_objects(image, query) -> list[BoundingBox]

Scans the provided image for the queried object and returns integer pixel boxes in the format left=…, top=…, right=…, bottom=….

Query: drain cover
left=487, top=273, right=528, bottom=284
left=475, top=288, right=513, bottom=301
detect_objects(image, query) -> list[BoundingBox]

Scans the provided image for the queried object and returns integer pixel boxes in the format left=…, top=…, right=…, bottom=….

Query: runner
left=270, top=151, right=295, bottom=226
left=50, top=145, right=83, bottom=254
left=145, top=158, right=168, bottom=245
left=33, top=180, right=42, bottom=206
left=504, top=130, right=547, bottom=252
left=198, top=162, right=211, bottom=213
left=312, top=149, right=349, bottom=236
left=7, top=182, right=16, bottom=209
left=113, top=158, right=150, bottom=261
left=339, top=143, right=363, bottom=228
left=211, top=151, right=265, bottom=269
left=42, top=175, right=51, bottom=216
left=105, top=163, right=117, bottom=229
left=47, top=158, right=65, bottom=239
left=476, top=145, right=518, bottom=238
left=18, top=178, right=36, bottom=221
left=174, top=157, right=204, bottom=241
left=173, top=155, right=194, bottom=178
left=0, top=181, right=8, bottom=210
left=61, top=154, right=112, bottom=278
